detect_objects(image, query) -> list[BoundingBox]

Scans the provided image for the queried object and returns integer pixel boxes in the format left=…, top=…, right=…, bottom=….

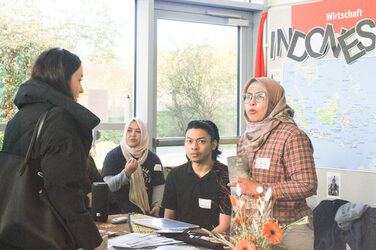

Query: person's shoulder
left=238, top=133, right=248, bottom=142
left=102, top=146, right=124, bottom=176
left=47, top=107, right=71, bottom=123
left=164, top=163, right=189, bottom=185
left=46, top=106, right=92, bottom=134
left=274, top=123, right=313, bottom=148
left=238, top=133, right=251, bottom=148
left=43, top=107, right=79, bottom=136
left=103, top=146, right=123, bottom=165
left=276, top=122, right=308, bottom=137
left=168, top=162, right=189, bottom=175
left=212, top=161, right=230, bottom=184
left=105, top=145, right=122, bottom=159
left=213, top=161, right=229, bottom=173
left=147, top=150, right=162, bottom=162
left=213, top=160, right=228, bottom=169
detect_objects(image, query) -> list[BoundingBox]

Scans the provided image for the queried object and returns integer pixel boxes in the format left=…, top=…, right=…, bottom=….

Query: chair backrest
left=162, top=166, right=173, bottom=180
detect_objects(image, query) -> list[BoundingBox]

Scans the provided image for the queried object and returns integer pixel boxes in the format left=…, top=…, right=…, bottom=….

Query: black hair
left=185, top=119, right=222, bottom=160
left=31, top=48, right=81, bottom=99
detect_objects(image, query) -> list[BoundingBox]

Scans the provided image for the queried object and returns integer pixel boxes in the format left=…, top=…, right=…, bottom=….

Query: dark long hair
left=31, top=48, right=81, bottom=99
left=185, top=119, right=222, bottom=160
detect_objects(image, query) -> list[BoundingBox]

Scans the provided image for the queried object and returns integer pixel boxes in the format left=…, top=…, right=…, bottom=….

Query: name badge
left=154, top=164, right=162, bottom=171
left=198, top=198, right=212, bottom=209
left=255, top=158, right=271, bottom=170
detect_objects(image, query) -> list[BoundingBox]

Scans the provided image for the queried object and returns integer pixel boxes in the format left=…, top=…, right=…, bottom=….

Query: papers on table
left=132, top=218, right=199, bottom=230
left=108, top=233, right=183, bottom=249
left=155, top=246, right=199, bottom=250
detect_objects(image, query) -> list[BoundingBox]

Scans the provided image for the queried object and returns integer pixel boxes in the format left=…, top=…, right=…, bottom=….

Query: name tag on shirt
left=198, top=198, right=212, bottom=209
left=154, top=164, right=162, bottom=171
left=255, top=158, right=271, bottom=170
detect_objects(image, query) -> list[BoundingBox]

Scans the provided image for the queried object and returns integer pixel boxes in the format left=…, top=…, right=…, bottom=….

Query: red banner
left=292, top=0, right=376, bottom=33
left=255, top=12, right=268, bottom=77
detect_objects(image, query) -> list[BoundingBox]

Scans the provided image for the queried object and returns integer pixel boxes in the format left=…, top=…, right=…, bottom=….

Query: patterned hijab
left=120, top=118, right=150, bottom=214
left=243, top=77, right=296, bottom=152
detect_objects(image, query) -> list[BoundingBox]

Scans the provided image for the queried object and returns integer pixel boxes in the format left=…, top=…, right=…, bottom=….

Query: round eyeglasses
left=242, top=92, right=266, bottom=104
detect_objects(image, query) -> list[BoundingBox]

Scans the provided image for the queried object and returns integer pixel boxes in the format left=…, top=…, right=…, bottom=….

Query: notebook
left=132, top=218, right=200, bottom=231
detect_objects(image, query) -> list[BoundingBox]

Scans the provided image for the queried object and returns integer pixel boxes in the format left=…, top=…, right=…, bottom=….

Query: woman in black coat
left=2, top=48, right=102, bottom=249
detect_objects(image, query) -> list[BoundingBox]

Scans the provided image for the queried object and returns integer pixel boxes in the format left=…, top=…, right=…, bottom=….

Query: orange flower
left=235, top=239, right=256, bottom=250
left=234, top=217, right=247, bottom=225
left=262, top=221, right=283, bottom=245
left=230, top=195, right=237, bottom=207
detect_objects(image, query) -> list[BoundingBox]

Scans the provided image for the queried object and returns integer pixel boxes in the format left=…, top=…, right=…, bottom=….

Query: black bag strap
left=19, top=111, right=49, bottom=176
left=16, top=110, right=77, bottom=246
left=39, top=189, right=77, bottom=247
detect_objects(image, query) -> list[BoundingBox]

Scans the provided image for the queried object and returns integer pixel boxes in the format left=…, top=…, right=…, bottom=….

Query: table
left=96, top=214, right=130, bottom=237
left=95, top=214, right=220, bottom=249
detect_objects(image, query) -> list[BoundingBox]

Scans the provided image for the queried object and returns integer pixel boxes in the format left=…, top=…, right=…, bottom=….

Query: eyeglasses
left=242, top=92, right=266, bottom=103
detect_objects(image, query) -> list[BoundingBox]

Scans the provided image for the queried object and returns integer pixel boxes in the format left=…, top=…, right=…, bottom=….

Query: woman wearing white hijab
left=102, top=118, right=165, bottom=216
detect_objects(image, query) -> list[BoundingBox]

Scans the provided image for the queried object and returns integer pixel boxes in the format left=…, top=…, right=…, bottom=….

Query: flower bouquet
left=203, top=186, right=309, bottom=250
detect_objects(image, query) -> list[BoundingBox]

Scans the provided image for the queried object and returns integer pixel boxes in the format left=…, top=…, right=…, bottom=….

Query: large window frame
left=134, top=0, right=265, bottom=151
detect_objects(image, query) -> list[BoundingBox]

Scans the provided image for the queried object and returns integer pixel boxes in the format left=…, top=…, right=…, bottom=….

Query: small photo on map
left=327, top=172, right=340, bottom=198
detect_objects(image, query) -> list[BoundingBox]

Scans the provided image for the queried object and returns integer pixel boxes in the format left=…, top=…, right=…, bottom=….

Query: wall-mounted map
left=282, top=57, right=376, bottom=172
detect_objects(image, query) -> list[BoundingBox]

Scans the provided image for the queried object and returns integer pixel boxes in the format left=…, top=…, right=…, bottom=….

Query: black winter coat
left=2, top=79, right=102, bottom=249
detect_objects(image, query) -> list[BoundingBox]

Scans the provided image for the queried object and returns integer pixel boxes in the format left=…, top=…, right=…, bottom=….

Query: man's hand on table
left=149, top=206, right=161, bottom=217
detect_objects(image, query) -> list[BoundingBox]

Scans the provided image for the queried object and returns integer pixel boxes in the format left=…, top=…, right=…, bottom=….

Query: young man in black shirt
left=162, top=120, right=231, bottom=232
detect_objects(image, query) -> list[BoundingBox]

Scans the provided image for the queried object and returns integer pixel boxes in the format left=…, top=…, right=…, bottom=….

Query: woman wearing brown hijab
left=234, top=77, right=318, bottom=250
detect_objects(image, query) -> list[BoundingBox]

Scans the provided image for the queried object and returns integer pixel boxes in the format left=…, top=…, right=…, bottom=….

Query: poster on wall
left=327, top=172, right=340, bottom=198
left=269, top=0, right=376, bottom=172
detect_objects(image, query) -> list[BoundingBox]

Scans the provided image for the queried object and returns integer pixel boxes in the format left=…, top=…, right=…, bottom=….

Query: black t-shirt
left=101, top=146, right=165, bottom=213
left=162, top=161, right=231, bottom=230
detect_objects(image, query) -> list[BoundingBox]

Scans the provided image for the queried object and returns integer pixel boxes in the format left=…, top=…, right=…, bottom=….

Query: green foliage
left=0, top=131, right=3, bottom=149
left=0, top=0, right=118, bottom=122
left=96, top=130, right=123, bottom=145
left=214, top=106, right=237, bottom=136
left=0, top=45, right=45, bottom=121
left=160, top=45, right=216, bottom=133
left=157, top=44, right=237, bottom=137
left=157, top=111, right=181, bottom=137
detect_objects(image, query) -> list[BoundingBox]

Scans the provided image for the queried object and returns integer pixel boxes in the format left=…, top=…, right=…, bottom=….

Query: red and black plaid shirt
left=238, top=123, right=317, bottom=225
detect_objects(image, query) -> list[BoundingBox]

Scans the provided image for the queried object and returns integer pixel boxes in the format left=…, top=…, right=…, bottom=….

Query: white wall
left=268, top=0, right=323, bottom=7
left=307, top=169, right=376, bottom=208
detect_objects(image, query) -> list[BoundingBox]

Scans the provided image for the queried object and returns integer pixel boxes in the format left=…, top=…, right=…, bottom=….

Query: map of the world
left=282, top=57, right=376, bottom=172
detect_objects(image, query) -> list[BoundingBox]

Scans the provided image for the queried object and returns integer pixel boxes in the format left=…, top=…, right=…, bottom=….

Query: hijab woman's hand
left=237, top=177, right=259, bottom=196
left=228, top=177, right=259, bottom=195
left=124, top=158, right=138, bottom=178
left=149, top=206, right=161, bottom=217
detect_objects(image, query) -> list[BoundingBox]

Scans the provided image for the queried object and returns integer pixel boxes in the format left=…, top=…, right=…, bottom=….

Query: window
left=157, top=20, right=238, bottom=137
left=1, top=0, right=263, bottom=168
left=0, top=0, right=135, bottom=168
left=151, top=1, right=257, bottom=166
left=156, top=20, right=238, bottom=166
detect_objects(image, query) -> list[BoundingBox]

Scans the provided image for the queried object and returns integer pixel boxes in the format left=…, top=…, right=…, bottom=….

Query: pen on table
left=128, top=213, right=134, bottom=233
